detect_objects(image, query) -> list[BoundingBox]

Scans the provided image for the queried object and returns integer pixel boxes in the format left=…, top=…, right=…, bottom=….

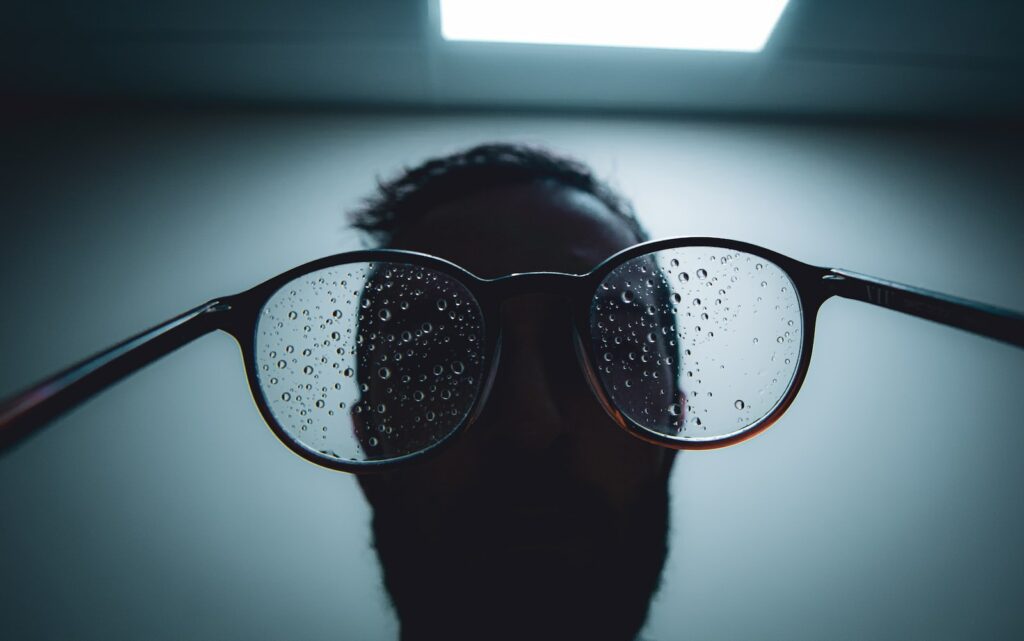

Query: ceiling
left=3, top=0, right=1023, bottom=119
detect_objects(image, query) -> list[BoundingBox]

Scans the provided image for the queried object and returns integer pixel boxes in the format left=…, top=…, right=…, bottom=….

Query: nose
left=475, top=294, right=576, bottom=455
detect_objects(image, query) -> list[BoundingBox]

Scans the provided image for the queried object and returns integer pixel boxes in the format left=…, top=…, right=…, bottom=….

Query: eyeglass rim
left=224, top=236, right=832, bottom=473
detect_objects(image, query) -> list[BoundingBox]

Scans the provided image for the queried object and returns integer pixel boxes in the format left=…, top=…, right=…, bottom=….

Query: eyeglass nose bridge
left=487, top=271, right=589, bottom=300
left=472, top=270, right=626, bottom=435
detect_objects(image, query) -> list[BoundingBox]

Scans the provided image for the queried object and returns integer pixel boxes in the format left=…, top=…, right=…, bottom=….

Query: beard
left=364, top=456, right=673, bottom=641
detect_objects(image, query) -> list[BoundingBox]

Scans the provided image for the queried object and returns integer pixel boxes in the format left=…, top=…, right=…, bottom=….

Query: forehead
left=390, top=181, right=640, bottom=279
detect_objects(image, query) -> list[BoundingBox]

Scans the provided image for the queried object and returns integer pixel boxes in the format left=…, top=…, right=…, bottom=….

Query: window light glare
left=439, top=0, right=790, bottom=53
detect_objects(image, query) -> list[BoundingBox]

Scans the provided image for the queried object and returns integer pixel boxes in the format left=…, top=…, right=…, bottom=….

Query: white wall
left=1, top=111, right=1022, bottom=640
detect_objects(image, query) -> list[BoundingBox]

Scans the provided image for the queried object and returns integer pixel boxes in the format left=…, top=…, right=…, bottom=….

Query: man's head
left=350, top=144, right=676, bottom=641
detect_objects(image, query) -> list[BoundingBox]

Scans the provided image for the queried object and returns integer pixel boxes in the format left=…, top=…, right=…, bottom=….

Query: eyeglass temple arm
left=824, top=269, right=1024, bottom=349
left=0, top=299, right=233, bottom=455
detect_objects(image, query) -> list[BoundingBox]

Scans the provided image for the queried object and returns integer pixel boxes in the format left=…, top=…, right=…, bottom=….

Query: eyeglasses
left=2, top=237, right=1021, bottom=471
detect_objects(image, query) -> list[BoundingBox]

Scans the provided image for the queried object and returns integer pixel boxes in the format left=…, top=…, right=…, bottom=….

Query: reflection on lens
left=255, top=262, right=485, bottom=463
left=589, top=247, right=802, bottom=441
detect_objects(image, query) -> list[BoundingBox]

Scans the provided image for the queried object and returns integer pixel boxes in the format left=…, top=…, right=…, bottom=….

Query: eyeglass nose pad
left=571, top=328, right=629, bottom=432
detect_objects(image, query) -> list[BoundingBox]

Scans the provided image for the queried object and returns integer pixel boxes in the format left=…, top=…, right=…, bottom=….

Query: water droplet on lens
left=414, top=390, right=425, bottom=401
left=760, top=281, right=767, bottom=288
left=281, top=392, right=291, bottom=401
left=696, top=269, right=707, bottom=279
left=735, top=399, right=745, bottom=410
left=672, top=293, right=682, bottom=303
left=776, top=336, right=784, bottom=344
left=303, top=365, right=314, bottom=374
left=277, top=360, right=287, bottom=369
left=451, top=361, right=465, bottom=375
left=670, top=258, right=679, bottom=268
left=692, top=298, right=701, bottom=306
left=288, top=311, right=298, bottom=320
left=621, top=290, right=634, bottom=304
left=369, top=437, right=379, bottom=447
left=755, top=263, right=763, bottom=271
left=679, top=272, right=690, bottom=282
left=332, top=309, right=342, bottom=319
left=668, top=403, right=681, bottom=417
left=437, top=299, right=448, bottom=311
left=343, top=367, right=354, bottom=377
left=315, top=399, right=325, bottom=408
left=379, top=367, right=391, bottom=380
left=433, top=364, right=444, bottom=376
left=379, top=308, right=391, bottom=321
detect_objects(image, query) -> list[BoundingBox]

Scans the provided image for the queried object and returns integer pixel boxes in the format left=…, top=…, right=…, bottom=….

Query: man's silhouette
left=349, top=144, right=677, bottom=641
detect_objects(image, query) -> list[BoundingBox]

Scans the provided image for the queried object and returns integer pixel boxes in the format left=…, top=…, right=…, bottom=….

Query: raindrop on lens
left=281, top=392, right=291, bottom=402
left=668, top=403, right=681, bottom=417
left=343, top=367, right=354, bottom=377
left=378, top=367, right=391, bottom=380
left=735, top=400, right=745, bottom=410
left=276, top=360, right=287, bottom=369
left=379, top=308, right=391, bottom=321
left=696, top=269, right=707, bottom=279
left=621, top=290, right=634, bottom=304
left=303, top=365, right=314, bottom=375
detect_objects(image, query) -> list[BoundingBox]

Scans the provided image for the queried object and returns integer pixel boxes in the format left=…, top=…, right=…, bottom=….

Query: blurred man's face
left=358, top=180, right=676, bottom=641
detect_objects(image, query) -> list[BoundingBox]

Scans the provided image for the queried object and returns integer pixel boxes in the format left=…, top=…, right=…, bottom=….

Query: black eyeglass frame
left=2, top=236, right=1021, bottom=472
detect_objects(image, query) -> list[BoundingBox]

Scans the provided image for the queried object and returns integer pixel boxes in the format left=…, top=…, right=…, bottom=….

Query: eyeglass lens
left=255, top=262, right=486, bottom=464
left=589, top=247, right=803, bottom=441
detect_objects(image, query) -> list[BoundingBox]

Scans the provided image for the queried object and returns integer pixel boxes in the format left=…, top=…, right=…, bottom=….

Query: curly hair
left=348, top=143, right=647, bottom=247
